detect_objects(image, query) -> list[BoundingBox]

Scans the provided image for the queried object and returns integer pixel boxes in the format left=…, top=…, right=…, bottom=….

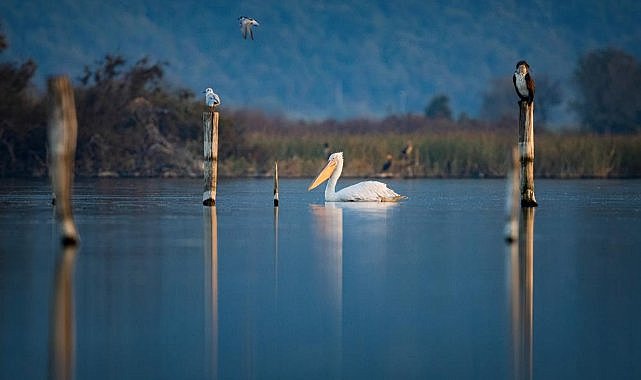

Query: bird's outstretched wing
left=239, top=17, right=248, bottom=39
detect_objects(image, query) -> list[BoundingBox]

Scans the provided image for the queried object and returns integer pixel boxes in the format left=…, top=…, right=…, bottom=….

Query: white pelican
left=203, top=87, right=221, bottom=111
left=308, top=152, right=408, bottom=202
left=238, top=16, right=259, bottom=40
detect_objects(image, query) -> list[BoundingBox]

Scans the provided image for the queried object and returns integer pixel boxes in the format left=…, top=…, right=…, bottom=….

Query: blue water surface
left=1, top=178, right=640, bottom=379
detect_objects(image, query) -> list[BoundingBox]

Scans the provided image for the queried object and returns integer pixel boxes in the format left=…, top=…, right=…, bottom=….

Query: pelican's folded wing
left=335, top=181, right=406, bottom=202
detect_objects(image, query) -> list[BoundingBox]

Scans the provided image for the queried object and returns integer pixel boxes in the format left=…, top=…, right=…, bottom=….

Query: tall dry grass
left=218, top=129, right=641, bottom=178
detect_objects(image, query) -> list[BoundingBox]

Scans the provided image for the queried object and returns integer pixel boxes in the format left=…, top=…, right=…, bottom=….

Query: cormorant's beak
left=308, top=160, right=337, bottom=191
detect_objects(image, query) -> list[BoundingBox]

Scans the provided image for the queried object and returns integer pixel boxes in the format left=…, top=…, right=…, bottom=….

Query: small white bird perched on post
left=203, top=88, right=221, bottom=111
left=238, top=16, right=259, bottom=40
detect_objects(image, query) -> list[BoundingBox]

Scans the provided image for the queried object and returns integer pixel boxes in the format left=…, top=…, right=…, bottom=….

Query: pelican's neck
left=324, top=156, right=344, bottom=200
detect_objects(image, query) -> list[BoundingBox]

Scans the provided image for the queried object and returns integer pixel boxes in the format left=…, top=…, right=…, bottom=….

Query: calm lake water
left=1, top=178, right=641, bottom=379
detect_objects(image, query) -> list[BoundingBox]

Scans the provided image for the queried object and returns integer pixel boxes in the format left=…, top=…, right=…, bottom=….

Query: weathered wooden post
left=48, top=76, right=79, bottom=246
left=504, top=147, right=520, bottom=243
left=518, top=101, right=537, bottom=207
left=203, top=111, right=219, bottom=206
left=273, top=161, right=279, bottom=207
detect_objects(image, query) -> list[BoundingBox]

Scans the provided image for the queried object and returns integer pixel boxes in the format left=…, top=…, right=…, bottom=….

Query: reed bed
left=219, top=130, right=641, bottom=178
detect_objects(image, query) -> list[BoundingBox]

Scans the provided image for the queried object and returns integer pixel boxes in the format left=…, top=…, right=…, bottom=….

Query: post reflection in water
left=273, top=206, right=279, bottom=299
left=49, top=246, right=78, bottom=380
left=508, top=207, right=535, bottom=380
left=203, top=207, right=218, bottom=380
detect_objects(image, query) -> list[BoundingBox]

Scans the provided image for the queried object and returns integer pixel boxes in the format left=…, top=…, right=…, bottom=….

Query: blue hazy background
left=1, top=0, right=641, bottom=120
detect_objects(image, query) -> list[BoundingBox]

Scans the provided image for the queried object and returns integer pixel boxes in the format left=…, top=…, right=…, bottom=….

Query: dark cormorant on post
left=513, top=60, right=535, bottom=104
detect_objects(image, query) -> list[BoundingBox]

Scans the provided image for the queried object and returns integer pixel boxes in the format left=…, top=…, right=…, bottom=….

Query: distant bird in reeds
left=203, top=88, right=221, bottom=111
left=238, top=16, right=259, bottom=40
left=513, top=60, right=535, bottom=104
left=400, top=142, right=413, bottom=161
left=381, top=154, right=393, bottom=172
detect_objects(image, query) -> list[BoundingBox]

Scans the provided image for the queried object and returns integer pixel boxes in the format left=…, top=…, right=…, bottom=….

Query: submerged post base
left=521, top=199, right=538, bottom=207
left=203, top=191, right=216, bottom=207
left=61, top=235, right=79, bottom=246
left=521, top=188, right=538, bottom=207
left=521, top=192, right=538, bottom=207
left=60, top=219, right=79, bottom=247
left=504, top=219, right=518, bottom=244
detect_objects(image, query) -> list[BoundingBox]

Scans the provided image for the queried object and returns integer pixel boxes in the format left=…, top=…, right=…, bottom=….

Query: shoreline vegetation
left=5, top=114, right=641, bottom=179
left=219, top=129, right=641, bottom=180
left=2, top=47, right=641, bottom=179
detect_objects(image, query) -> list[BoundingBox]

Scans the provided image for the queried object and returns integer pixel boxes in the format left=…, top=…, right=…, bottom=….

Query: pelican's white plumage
left=308, top=152, right=407, bottom=202
left=239, top=16, right=259, bottom=40
left=203, top=87, right=221, bottom=110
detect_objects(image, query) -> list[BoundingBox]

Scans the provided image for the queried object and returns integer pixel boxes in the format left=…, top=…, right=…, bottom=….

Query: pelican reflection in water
left=308, top=152, right=407, bottom=202
left=310, top=203, right=344, bottom=377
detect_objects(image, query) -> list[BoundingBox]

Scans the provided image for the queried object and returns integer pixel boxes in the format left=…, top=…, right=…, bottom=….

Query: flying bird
left=238, top=16, right=259, bottom=40
left=203, top=87, right=221, bottom=111
left=513, top=60, right=535, bottom=104
left=308, top=152, right=407, bottom=202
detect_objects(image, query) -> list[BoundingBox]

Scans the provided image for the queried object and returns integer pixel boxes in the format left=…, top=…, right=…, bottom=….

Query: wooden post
left=518, top=101, right=537, bottom=207
left=504, top=147, right=520, bottom=243
left=203, top=112, right=219, bottom=206
left=48, top=76, right=79, bottom=246
left=273, top=161, right=279, bottom=207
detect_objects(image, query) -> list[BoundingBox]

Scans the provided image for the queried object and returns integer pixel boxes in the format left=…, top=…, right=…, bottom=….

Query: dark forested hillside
left=2, top=0, right=641, bottom=121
